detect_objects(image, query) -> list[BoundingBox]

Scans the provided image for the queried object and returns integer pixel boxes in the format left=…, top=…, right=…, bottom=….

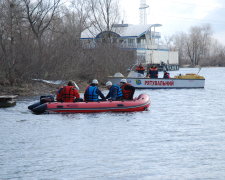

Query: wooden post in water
left=0, top=95, right=18, bottom=108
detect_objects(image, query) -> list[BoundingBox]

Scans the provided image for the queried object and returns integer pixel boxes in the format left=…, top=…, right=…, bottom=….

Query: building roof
left=80, top=24, right=161, bottom=39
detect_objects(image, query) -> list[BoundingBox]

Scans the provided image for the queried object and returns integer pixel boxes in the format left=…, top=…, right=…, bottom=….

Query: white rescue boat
left=108, top=71, right=205, bottom=89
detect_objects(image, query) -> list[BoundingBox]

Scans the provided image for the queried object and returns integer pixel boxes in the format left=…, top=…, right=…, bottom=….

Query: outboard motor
left=28, top=95, right=54, bottom=113
left=28, top=101, right=41, bottom=110
left=32, top=103, right=48, bottom=114
left=40, top=95, right=54, bottom=104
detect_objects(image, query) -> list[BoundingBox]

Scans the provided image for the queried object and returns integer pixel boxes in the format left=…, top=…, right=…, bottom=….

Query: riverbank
left=0, top=80, right=89, bottom=97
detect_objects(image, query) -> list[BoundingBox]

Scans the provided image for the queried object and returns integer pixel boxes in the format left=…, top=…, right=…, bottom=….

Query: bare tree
left=0, top=0, right=26, bottom=84
left=205, top=39, right=225, bottom=66
left=70, top=0, right=92, bottom=38
left=186, top=24, right=212, bottom=66
left=22, top=0, right=60, bottom=51
left=0, top=0, right=135, bottom=86
left=172, top=32, right=189, bottom=65
left=88, top=0, right=120, bottom=40
left=172, top=24, right=213, bottom=66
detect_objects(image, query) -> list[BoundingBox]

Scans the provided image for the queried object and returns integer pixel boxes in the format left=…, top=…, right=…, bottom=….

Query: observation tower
left=139, top=0, right=149, bottom=24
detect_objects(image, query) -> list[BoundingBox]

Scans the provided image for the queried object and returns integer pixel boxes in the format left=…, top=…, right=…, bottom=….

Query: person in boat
left=57, top=80, right=81, bottom=102
left=135, top=63, right=145, bottom=75
left=120, top=79, right=135, bottom=100
left=105, top=81, right=123, bottom=101
left=84, top=79, right=106, bottom=102
left=163, top=71, right=170, bottom=79
left=56, top=85, right=64, bottom=102
left=148, top=66, right=158, bottom=78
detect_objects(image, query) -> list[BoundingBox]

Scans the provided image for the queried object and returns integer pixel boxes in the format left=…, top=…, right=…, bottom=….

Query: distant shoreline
left=0, top=80, right=89, bottom=97
left=1, top=66, right=224, bottom=97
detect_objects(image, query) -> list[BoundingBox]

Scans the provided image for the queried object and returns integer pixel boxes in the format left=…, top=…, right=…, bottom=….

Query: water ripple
left=1, top=68, right=225, bottom=179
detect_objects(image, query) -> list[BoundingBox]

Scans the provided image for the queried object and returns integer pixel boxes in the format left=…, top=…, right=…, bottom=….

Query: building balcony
left=119, top=43, right=168, bottom=50
left=151, top=32, right=161, bottom=39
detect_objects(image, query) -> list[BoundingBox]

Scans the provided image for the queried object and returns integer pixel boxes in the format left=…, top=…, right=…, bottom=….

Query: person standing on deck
left=148, top=66, right=158, bottom=78
left=136, top=63, right=145, bottom=75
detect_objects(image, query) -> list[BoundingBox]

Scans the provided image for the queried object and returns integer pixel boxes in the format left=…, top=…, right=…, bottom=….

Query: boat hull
left=30, top=94, right=150, bottom=114
left=109, top=77, right=205, bottom=89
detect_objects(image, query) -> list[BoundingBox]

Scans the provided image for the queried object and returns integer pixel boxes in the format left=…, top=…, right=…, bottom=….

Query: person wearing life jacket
left=149, top=66, right=158, bottom=78
left=56, top=85, right=64, bottom=102
left=135, top=63, right=145, bottom=75
left=163, top=71, right=170, bottom=79
left=84, top=79, right=106, bottom=102
left=57, top=81, right=80, bottom=102
left=120, top=79, right=135, bottom=100
left=105, top=81, right=123, bottom=101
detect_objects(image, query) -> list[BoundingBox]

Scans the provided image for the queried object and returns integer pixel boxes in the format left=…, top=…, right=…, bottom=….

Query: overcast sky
left=120, top=0, right=225, bottom=45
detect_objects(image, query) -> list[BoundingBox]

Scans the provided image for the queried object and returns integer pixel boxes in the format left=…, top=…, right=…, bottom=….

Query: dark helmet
left=68, top=80, right=74, bottom=86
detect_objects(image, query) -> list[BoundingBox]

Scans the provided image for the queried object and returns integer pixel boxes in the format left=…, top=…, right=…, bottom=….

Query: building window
left=128, top=39, right=135, bottom=48
left=128, top=39, right=134, bottom=44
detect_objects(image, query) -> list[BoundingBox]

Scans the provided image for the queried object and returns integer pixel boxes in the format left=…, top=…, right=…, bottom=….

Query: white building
left=80, top=24, right=179, bottom=70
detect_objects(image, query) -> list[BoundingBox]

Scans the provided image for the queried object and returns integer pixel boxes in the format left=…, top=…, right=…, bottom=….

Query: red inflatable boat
left=29, top=94, right=150, bottom=114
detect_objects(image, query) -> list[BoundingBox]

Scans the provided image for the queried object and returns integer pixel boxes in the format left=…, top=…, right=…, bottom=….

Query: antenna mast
left=139, top=0, right=149, bottom=24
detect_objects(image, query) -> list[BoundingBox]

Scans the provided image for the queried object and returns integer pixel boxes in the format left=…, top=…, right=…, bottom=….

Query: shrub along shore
left=0, top=80, right=90, bottom=97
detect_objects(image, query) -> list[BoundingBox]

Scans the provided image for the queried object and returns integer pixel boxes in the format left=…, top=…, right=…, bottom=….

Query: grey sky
left=120, top=0, right=225, bottom=44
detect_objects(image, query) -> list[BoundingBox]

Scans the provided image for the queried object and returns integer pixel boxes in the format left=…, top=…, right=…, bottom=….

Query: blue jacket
left=84, top=85, right=105, bottom=101
left=106, top=85, right=123, bottom=101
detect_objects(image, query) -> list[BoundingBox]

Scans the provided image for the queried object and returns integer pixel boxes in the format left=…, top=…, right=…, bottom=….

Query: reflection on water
left=1, top=68, right=225, bottom=179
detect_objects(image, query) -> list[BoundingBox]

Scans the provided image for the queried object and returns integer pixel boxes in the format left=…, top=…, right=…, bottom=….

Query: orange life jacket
left=136, top=66, right=145, bottom=71
left=56, top=86, right=63, bottom=102
left=149, top=67, right=158, bottom=78
left=121, top=83, right=134, bottom=100
left=60, top=86, right=80, bottom=102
